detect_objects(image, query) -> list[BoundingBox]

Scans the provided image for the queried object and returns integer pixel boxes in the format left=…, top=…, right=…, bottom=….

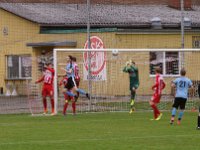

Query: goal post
left=53, top=49, right=58, bottom=114
left=53, top=48, right=200, bottom=114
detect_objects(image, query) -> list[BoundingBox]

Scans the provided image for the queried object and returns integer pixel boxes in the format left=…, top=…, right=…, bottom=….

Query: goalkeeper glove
left=126, top=61, right=130, bottom=66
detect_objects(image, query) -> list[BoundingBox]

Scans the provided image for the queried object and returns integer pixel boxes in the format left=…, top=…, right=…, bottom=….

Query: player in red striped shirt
left=149, top=67, right=166, bottom=120
left=59, top=75, right=76, bottom=115
left=72, top=57, right=80, bottom=98
left=35, top=62, right=55, bottom=115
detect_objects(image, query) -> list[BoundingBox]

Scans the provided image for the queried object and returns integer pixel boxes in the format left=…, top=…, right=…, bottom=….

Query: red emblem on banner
left=84, top=36, right=106, bottom=75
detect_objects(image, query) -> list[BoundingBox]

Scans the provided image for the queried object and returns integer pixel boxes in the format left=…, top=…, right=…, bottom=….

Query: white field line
left=0, top=134, right=199, bottom=145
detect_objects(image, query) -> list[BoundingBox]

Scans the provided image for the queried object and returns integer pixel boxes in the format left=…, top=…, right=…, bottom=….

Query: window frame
left=6, top=55, right=32, bottom=80
left=149, top=51, right=181, bottom=77
left=192, top=36, right=200, bottom=48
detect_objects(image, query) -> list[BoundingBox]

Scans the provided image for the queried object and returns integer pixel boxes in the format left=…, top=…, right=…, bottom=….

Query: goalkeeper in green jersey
left=123, top=60, right=140, bottom=114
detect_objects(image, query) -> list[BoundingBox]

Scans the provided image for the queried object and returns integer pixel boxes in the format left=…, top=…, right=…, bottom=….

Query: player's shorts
left=65, top=77, right=76, bottom=90
left=61, top=88, right=73, bottom=101
left=172, top=97, right=187, bottom=110
left=42, top=85, right=53, bottom=97
left=130, top=84, right=139, bottom=91
left=64, top=93, right=73, bottom=101
left=151, top=93, right=161, bottom=103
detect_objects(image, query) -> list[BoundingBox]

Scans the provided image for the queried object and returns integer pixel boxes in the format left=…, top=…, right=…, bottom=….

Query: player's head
left=180, top=68, right=186, bottom=76
left=45, top=62, right=52, bottom=68
left=67, top=55, right=73, bottom=63
left=72, top=57, right=77, bottom=62
left=155, top=66, right=161, bottom=74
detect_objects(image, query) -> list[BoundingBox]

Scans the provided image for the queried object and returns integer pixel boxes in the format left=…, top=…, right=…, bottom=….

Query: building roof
left=26, top=40, right=77, bottom=47
left=1, top=3, right=200, bottom=27
left=0, top=0, right=169, bottom=5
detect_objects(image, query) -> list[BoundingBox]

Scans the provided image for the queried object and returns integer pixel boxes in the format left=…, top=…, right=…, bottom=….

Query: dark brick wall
left=169, top=0, right=192, bottom=9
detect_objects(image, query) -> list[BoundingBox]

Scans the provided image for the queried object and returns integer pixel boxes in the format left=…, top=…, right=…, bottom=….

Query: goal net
left=50, top=49, right=200, bottom=114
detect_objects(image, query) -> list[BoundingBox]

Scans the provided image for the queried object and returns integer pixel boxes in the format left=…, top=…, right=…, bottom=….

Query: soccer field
left=0, top=112, right=200, bottom=150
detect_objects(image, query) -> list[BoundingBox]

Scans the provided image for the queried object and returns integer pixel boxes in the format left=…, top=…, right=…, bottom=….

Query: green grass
left=0, top=112, right=200, bottom=150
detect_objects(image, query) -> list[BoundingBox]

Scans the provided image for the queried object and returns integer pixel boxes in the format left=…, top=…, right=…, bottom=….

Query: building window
left=7, top=55, right=32, bottom=79
left=150, top=51, right=180, bottom=76
left=192, top=36, right=200, bottom=48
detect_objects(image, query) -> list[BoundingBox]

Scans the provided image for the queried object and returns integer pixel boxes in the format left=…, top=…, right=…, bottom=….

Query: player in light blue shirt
left=64, top=55, right=90, bottom=101
left=173, top=75, right=192, bottom=99
left=66, top=62, right=75, bottom=78
left=170, top=68, right=193, bottom=125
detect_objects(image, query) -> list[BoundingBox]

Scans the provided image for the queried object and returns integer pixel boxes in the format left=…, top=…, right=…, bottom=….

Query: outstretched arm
left=123, top=66, right=129, bottom=73
left=61, top=67, right=72, bottom=74
left=162, top=80, right=166, bottom=90
left=152, top=83, right=158, bottom=90
left=59, top=78, right=64, bottom=87
left=123, top=61, right=131, bottom=73
left=35, top=76, right=44, bottom=84
left=171, top=81, right=175, bottom=88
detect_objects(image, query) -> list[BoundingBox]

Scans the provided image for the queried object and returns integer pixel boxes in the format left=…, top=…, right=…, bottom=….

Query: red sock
left=151, top=104, right=160, bottom=119
left=43, top=98, right=47, bottom=112
left=63, top=102, right=68, bottom=115
left=72, top=102, right=76, bottom=114
left=51, top=99, right=55, bottom=113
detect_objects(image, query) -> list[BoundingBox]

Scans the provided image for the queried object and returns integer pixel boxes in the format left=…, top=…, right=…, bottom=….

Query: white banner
left=83, top=36, right=107, bottom=81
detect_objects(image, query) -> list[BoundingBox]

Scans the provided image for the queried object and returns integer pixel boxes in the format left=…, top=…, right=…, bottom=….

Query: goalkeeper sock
left=130, top=99, right=134, bottom=108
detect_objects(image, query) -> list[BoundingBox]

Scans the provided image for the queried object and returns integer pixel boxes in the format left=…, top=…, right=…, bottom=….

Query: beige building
left=0, top=3, right=200, bottom=97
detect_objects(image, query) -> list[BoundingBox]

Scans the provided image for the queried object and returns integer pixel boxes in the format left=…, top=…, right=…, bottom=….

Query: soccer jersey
left=36, top=67, right=55, bottom=86
left=43, top=68, right=55, bottom=85
left=123, top=65, right=139, bottom=90
left=173, top=77, right=192, bottom=99
left=59, top=76, right=68, bottom=87
left=152, top=73, right=165, bottom=95
left=74, top=62, right=80, bottom=80
left=36, top=67, right=55, bottom=97
left=74, top=62, right=80, bottom=87
left=66, top=63, right=75, bottom=78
